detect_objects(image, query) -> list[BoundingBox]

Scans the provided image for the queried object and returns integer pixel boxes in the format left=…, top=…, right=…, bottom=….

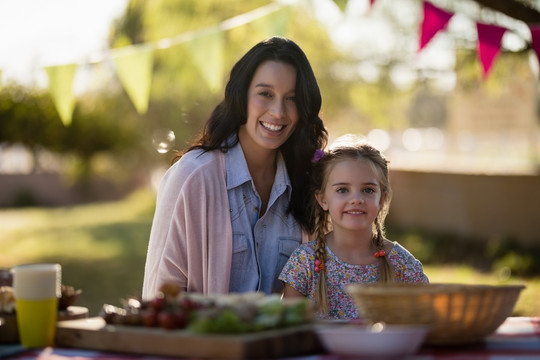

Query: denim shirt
left=226, top=142, right=303, bottom=294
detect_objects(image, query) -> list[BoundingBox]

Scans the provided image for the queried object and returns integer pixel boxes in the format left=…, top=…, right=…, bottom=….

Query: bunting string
left=3, top=0, right=540, bottom=125
left=38, top=2, right=289, bottom=125
left=418, top=1, right=540, bottom=79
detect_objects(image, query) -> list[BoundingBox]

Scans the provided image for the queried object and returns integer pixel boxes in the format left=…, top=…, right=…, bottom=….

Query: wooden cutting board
left=55, top=317, right=323, bottom=359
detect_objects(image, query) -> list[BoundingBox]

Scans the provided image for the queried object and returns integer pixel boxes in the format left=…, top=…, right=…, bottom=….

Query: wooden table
left=1, top=317, right=539, bottom=360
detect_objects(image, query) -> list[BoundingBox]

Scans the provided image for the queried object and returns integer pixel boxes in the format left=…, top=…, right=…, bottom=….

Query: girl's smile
left=316, top=159, right=383, bottom=234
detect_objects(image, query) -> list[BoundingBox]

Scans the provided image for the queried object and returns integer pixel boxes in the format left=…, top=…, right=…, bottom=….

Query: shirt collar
left=226, top=141, right=251, bottom=190
left=225, top=141, right=292, bottom=198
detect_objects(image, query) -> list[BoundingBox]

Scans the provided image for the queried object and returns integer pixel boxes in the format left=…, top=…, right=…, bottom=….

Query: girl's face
left=238, top=60, right=299, bottom=152
left=315, top=159, right=384, bottom=234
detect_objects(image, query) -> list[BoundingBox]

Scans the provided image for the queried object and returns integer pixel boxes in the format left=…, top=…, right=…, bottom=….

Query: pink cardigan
left=142, top=149, right=233, bottom=299
left=142, top=147, right=310, bottom=300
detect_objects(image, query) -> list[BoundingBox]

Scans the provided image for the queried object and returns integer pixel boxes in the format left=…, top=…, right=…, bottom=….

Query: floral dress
left=278, top=240, right=429, bottom=320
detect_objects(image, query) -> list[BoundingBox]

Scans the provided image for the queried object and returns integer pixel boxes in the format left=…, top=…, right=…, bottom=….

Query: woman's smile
left=239, top=60, right=299, bottom=152
left=260, top=121, right=286, bottom=133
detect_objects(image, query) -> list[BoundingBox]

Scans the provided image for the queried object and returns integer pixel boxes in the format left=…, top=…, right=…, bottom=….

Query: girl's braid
left=373, top=212, right=395, bottom=283
left=314, top=206, right=329, bottom=315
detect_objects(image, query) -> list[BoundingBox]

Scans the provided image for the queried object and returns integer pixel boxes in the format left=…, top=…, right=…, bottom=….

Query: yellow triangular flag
left=45, top=64, right=78, bottom=126
left=333, top=0, right=348, bottom=13
left=250, top=5, right=292, bottom=38
left=112, top=44, right=154, bottom=114
left=187, top=30, right=225, bottom=92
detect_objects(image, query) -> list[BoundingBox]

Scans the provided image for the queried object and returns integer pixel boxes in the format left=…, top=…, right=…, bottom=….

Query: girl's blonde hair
left=310, top=140, right=395, bottom=315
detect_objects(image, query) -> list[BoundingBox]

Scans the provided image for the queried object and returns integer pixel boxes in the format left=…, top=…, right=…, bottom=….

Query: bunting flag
left=112, top=44, right=154, bottom=114
left=333, top=0, right=348, bottom=13
left=419, top=1, right=454, bottom=51
left=476, top=22, right=506, bottom=79
left=4, top=0, right=539, bottom=123
left=528, top=24, right=540, bottom=72
left=0, top=69, right=2, bottom=90
left=186, top=29, right=225, bottom=93
left=45, top=64, right=78, bottom=126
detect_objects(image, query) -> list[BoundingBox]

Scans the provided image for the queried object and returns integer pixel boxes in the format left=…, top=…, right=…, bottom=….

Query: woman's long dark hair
left=174, top=36, right=327, bottom=233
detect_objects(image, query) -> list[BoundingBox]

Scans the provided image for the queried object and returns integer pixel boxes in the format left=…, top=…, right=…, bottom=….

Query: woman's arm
left=143, top=150, right=232, bottom=299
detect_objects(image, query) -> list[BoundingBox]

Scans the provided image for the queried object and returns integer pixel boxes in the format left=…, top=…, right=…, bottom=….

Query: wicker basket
left=346, top=283, right=525, bottom=345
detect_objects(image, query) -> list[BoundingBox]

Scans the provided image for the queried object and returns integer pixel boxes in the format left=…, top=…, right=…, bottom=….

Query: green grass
left=1, top=188, right=538, bottom=317
left=0, top=189, right=155, bottom=316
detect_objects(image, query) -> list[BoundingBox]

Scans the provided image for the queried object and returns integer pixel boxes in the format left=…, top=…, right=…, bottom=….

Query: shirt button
left=254, top=207, right=259, bottom=213
left=263, top=224, right=267, bottom=228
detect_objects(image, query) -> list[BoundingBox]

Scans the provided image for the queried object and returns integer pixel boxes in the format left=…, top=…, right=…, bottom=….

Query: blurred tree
left=0, top=85, right=144, bottom=180
left=0, top=86, right=63, bottom=172
left=110, top=0, right=146, bottom=46
left=60, top=91, right=145, bottom=181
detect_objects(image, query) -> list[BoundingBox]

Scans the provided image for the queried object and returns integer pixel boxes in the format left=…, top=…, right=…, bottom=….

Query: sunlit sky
left=0, top=0, right=533, bottom=90
left=0, top=0, right=448, bottom=89
left=0, top=0, right=128, bottom=86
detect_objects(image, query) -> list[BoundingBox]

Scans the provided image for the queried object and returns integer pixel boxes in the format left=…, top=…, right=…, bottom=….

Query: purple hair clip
left=312, top=149, right=325, bottom=163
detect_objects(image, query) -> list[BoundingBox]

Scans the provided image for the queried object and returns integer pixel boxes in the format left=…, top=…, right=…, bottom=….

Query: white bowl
left=315, top=322, right=429, bottom=359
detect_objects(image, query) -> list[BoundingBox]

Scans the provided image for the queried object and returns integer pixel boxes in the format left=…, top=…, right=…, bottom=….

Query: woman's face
left=238, top=60, right=299, bottom=152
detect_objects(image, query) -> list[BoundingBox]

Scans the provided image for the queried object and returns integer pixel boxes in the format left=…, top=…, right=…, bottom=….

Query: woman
left=143, top=36, right=327, bottom=299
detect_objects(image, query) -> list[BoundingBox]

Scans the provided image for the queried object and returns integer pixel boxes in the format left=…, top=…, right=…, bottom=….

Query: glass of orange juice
left=12, top=263, right=61, bottom=348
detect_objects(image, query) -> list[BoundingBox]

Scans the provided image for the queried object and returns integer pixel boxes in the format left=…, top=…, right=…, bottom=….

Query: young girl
left=279, top=137, right=428, bottom=319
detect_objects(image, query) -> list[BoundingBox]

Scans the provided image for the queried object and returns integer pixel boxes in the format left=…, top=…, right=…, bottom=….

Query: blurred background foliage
left=0, top=0, right=428, bottom=179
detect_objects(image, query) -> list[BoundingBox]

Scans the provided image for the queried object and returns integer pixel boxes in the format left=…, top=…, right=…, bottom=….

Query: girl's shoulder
left=382, top=238, right=395, bottom=253
left=296, top=239, right=318, bottom=253
left=387, top=241, right=423, bottom=265
left=286, top=240, right=317, bottom=260
left=386, top=240, right=429, bottom=283
left=388, top=241, right=411, bottom=255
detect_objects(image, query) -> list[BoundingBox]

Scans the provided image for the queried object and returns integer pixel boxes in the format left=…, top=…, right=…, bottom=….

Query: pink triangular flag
left=476, top=22, right=506, bottom=79
left=528, top=24, right=540, bottom=72
left=370, top=0, right=376, bottom=8
left=419, top=1, right=454, bottom=51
